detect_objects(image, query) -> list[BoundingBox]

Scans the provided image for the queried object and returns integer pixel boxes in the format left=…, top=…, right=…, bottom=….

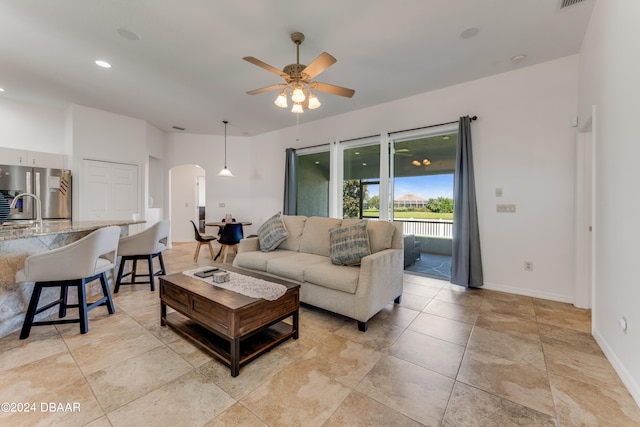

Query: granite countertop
left=0, top=220, right=145, bottom=242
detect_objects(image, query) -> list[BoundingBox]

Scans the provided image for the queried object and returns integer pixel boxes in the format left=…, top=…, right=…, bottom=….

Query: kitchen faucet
left=10, top=193, right=43, bottom=229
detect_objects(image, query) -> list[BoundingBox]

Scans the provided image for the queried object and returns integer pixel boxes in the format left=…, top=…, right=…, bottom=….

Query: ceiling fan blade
left=302, top=52, right=336, bottom=79
left=312, top=82, right=355, bottom=98
left=246, top=84, right=287, bottom=95
left=243, top=56, right=288, bottom=78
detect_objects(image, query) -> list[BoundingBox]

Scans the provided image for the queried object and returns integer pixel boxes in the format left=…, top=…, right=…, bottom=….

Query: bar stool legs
left=19, top=272, right=115, bottom=340
left=114, top=252, right=166, bottom=293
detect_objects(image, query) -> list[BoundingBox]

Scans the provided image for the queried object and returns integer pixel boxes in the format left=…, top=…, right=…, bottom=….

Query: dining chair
left=190, top=220, right=217, bottom=261
left=114, top=220, right=170, bottom=293
left=15, top=226, right=121, bottom=339
left=215, top=222, right=243, bottom=263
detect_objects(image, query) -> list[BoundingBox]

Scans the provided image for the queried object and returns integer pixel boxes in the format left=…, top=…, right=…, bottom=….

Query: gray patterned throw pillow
left=257, top=212, right=289, bottom=252
left=329, top=220, right=371, bottom=266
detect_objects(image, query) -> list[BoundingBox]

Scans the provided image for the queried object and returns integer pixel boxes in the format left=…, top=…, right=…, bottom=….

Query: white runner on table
left=182, top=268, right=287, bottom=301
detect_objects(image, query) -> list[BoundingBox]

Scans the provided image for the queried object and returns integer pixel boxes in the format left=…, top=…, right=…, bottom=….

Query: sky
left=395, top=174, right=454, bottom=199
left=366, top=174, right=454, bottom=200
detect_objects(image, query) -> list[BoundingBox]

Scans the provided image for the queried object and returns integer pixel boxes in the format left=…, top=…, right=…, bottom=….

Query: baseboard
left=482, top=281, right=574, bottom=304
left=592, top=328, right=640, bottom=408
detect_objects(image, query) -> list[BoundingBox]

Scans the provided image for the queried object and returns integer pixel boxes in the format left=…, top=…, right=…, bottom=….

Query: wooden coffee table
left=159, top=266, right=299, bottom=376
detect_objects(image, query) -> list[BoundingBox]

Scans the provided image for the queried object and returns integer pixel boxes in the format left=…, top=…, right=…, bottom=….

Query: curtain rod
left=388, top=115, right=477, bottom=136
left=339, top=134, right=381, bottom=143
left=292, top=142, right=330, bottom=151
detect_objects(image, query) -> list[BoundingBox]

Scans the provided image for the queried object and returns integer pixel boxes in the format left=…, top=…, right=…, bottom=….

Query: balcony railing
left=395, top=218, right=453, bottom=238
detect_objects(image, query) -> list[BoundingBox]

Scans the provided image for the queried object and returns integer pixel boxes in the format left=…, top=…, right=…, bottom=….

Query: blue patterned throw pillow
left=257, top=212, right=289, bottom=252
left=329, top=220, right=371, bottom=266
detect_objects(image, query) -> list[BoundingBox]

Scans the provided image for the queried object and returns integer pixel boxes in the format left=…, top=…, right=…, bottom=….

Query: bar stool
left=15, top=226, right=121, bottom=339
left=115, top=220, right=170, bottom=293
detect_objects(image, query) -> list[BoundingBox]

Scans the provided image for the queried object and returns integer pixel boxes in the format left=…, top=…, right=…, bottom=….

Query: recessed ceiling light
left=354, top=152, right=360, bottom=155
left=117, top=28, right=141, bottom=41
left=314, top=161, right=320, bottom=165
left=460, top=27, right=479, bottom=39
left=0, top=87, right=4, bottom=92
left=95, top=60, right=112, bottom=68
left=511, top=54, right=527, bottom=63
left=362, top=163, right=367, bottom=166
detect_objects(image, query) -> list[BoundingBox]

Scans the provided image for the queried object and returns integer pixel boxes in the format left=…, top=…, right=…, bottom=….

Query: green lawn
left=363, top=210, right=453, bottom=220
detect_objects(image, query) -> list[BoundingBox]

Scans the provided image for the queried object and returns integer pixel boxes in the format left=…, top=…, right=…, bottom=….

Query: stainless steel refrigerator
left=0, top=164, right=72, bottom=221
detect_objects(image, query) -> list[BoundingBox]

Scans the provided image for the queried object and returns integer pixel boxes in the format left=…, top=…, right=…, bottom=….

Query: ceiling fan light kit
left=244, top=32, right=355, bottom=113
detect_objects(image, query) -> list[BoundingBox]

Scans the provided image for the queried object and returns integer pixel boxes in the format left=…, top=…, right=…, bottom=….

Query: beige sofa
left=232, top=215, right=404, bottom=331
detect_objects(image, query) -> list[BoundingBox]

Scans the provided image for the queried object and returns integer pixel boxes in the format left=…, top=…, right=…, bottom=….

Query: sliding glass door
left=341, top=141, right=381, bottom=219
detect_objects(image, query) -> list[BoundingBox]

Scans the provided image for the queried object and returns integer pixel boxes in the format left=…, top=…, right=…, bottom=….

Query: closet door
left=81, top=159, right=138, bottom=220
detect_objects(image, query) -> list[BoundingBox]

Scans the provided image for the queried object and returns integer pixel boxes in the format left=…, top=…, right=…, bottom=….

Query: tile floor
left=1, top=242, right=639, bottom=427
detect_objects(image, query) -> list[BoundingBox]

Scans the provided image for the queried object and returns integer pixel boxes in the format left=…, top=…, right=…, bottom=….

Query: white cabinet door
left=81, top=160, right=138, bottom=220
left=0, top=147, right=28, bottom=165
left=27, top=151, right=64, bottom=168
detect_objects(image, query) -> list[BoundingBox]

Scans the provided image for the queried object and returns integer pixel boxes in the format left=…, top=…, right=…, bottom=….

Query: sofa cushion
left=329, top=220, right=371, bottom=266
left=299, top=216, right=343, bottom=257
left=304, top=260, right=360, bottom=294
left=234, top=249, right=294, bottom=272
left=340, top=219, right=395, bottom=253
left=257, top=212, right=289, bottom=252
left=366, top=220, right=395, bottom=253
left=279, top=215, right=307, bottom=251
left=266, top=252, right=326, bottom=282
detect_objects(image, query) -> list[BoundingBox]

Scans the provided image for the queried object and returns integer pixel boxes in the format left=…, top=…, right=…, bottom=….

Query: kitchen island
left=0, top=220, right=145, bottom=338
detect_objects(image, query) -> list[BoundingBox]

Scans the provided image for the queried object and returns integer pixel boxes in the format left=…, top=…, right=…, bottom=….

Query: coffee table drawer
left=161, top=282, right=190, bottom=313
left=191, top=294, right=230, bottom=334
left=238, top=290, right=299, bottom=334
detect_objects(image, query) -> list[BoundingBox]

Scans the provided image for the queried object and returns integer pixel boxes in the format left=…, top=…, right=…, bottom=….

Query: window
left=296, top=149, right=330, bottom=217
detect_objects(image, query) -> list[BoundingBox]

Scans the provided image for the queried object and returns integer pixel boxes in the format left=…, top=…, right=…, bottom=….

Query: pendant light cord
left=223, top=120, right=228, bottom=167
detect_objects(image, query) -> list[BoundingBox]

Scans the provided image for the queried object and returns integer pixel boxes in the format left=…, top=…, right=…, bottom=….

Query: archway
left=169, top=164, right=205, bottom=242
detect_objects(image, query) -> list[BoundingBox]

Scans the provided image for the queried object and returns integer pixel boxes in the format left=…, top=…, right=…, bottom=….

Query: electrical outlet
left=496, top=188, right=503, bottom=197
left=218, top=202, right=225, bottom=208
left=524, top=261, right=533, bottom=271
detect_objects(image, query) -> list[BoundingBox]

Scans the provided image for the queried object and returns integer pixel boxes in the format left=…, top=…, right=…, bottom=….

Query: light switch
left=495, top=188, right=503, bottom=197
left=219, top=202, right=226, bottom=208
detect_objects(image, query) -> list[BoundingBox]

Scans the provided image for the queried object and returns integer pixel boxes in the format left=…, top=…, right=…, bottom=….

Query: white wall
left=68, top=104, right=148, bottom=221
left=251, top=55, right=580, bottom=303
left=578, top=0, right=640, bottom=405
left=0, top=97, right=65, bottom=153
left=169, top=164, right=204, bottom=242
left=164, top=132, right=256, bottom=235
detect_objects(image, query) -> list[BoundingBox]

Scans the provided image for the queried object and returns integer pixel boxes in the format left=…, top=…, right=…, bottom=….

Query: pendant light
left=218, top=120, right=233, bottom=177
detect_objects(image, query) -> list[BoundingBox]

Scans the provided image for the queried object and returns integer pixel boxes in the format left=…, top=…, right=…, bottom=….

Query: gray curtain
left=283, top=148, right=297, bottom=215
left=451, top=116, right=483, bottom=288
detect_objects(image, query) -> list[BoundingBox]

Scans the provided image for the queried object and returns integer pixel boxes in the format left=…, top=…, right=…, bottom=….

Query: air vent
left=172, top=126, right=185, bottom=131
left=560, top=0, right=587, bottom=9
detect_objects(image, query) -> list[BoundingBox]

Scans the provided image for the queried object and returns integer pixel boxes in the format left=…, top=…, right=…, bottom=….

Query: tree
left=343, top=180, right=360, bottom=218
left=426, top=197, right=454, bottom=213
left=369, top=195, right=380, bottom=210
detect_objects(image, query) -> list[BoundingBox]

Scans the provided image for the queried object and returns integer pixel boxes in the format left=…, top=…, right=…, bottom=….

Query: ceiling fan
left=243, top=32, right=355, bottom=113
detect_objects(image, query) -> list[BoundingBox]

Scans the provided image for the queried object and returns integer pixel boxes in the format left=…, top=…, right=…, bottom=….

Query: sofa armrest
left=353, top=248, right=404, bottom=322
left=237, top=236, right=259, bottom=253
